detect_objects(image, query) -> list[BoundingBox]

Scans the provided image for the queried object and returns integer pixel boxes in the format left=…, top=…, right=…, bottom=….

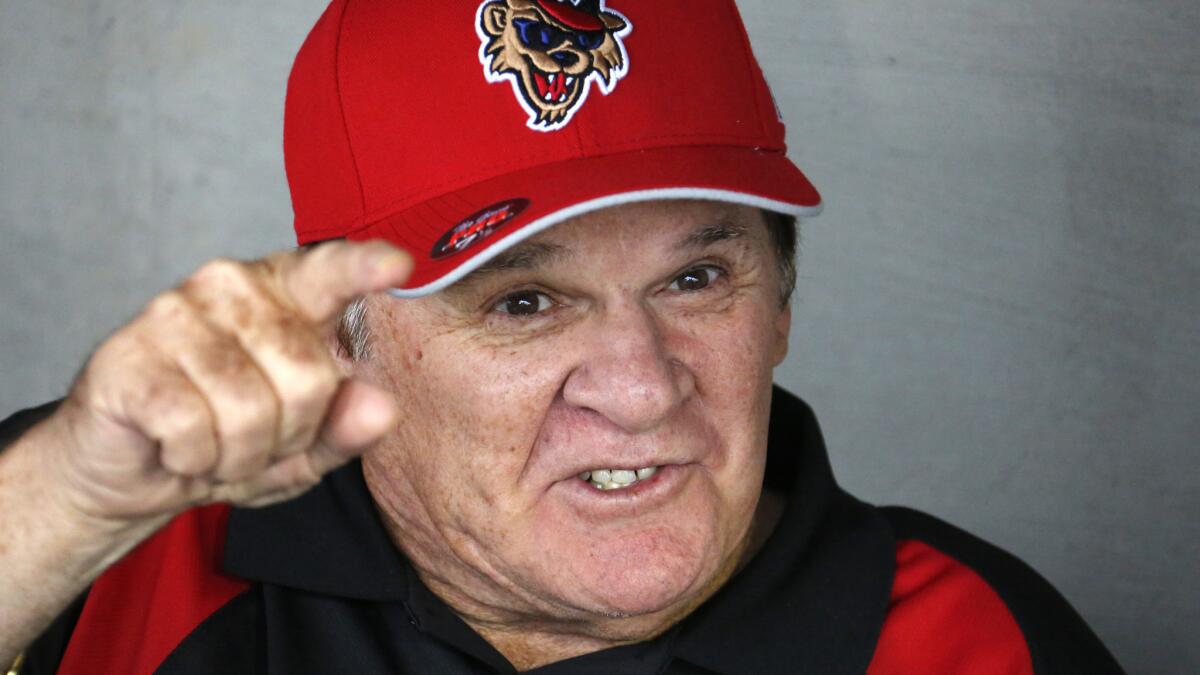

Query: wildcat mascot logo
left=477, top=0, right=631, bottom=132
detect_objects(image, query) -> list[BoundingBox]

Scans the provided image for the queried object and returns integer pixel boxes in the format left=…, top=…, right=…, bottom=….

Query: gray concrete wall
left=1, top=1, right=1196, bottom=671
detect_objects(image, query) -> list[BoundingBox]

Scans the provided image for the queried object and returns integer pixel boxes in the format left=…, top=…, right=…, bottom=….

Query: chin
left=530, top=522, right=722, bottom=620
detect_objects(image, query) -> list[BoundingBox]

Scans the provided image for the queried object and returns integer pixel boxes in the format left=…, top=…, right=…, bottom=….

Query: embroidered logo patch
left=476, top=0, right=631, bottom=132
left=431, top=199, right=530, bottom=259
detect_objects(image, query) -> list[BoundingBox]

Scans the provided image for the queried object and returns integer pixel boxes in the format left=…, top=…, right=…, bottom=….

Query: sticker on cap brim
left=431, top=199, right=530, bottom=260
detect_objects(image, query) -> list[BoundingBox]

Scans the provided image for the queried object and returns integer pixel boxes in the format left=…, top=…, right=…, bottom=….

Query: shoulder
left=28, top=504, right=255, bottom=675
left=869, top=506, right=1124, bottom=675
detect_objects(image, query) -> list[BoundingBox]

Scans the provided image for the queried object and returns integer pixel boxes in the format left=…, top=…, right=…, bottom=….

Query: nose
left=550, top=50, right=579, bottom=67
left=562, top=302, right=695, bottom=433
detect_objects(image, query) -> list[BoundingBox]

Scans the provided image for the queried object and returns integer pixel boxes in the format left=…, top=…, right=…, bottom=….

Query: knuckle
left=185, top=258, right=254, bottom=295
left=195, top=257, right=244, bottom=281
left=142, top=290, right=191, bottom=322
left=88, top=331, right=143, bottom=377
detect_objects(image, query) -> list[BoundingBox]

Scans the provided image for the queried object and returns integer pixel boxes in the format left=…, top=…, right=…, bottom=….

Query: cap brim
left=350, top=145, right=823, bottom=297
left=535, top=1, right=607, bottom=30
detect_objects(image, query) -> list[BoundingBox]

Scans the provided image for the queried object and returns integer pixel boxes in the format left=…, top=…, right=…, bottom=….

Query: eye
left=515, top=20, right=562, bottom=50
left=534, top=25, right=560, bottom=49
left=573, top=31, right=605, bottom=50
left=513, top=19, right=558, bottom=51
left=669, top=266, right=724, bottom=292
left=493, top=290, right=554, bottom=316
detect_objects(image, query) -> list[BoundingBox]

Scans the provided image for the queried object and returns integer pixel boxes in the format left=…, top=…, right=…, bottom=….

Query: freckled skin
left=353, top=200, right=791, bottom=669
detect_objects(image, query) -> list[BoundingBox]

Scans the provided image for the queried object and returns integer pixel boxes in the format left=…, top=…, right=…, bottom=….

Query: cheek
left=671, top=302, right=778, bottom=502
left=369, top=327, right=567, bottom=517
left=677, top=302, right=780, bottom=409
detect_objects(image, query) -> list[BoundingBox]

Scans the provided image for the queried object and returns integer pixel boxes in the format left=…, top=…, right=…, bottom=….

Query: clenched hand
left=43, top=240, right=411, bottom=524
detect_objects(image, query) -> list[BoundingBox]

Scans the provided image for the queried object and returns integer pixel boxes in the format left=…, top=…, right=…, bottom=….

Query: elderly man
left=1, top=1, right=1122, bottom=673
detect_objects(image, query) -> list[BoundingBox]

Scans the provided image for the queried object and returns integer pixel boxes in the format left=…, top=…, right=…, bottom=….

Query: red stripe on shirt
left=868, top=539, right=1034, bottom=675
left=57, top=504, right=250, bottom=675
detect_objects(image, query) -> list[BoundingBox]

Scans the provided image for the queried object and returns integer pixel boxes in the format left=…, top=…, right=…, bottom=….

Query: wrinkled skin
left=0, top=241, right=411, bottom=667
left=353, top=200, right=791, bottom=668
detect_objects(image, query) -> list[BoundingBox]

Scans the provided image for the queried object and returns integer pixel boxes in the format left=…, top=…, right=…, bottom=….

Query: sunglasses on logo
left=512, top=17, right=607, bottom=52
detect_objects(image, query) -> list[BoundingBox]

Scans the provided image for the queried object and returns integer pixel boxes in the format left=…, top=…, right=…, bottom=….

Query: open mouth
left=578, top=466, right=659, bottom=491
left=532, top=71, right=577, bottom=104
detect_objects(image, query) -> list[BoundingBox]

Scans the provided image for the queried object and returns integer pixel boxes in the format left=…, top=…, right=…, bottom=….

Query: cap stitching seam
left=572, top=117, right=587, bottom=157
left=336, top=131, right=777, bottom=225
left=298, top=143, right=793, bottom=239
left=333, top=0, right=368, bottom=218
left=727, top=1, right=770, bottom=139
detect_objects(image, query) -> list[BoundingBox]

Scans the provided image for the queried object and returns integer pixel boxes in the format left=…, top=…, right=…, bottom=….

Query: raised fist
left=39, top=240, right=411, bottom=525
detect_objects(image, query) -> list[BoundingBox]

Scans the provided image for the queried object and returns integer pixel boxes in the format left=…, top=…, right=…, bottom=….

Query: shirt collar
left=670, top=390, right=895, bottom=674
left=224, top=387, right=895, bottom=673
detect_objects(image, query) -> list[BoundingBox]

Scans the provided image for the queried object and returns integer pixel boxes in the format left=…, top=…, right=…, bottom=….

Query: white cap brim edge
left=386, top=187, right=824, bottom=299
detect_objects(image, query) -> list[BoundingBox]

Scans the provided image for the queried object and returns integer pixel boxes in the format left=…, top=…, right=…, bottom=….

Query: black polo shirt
left=9, top=389, right=1123, bottom=674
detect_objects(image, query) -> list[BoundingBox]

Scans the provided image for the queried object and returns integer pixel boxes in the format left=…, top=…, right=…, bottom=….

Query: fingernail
left=373, top=251, right=411, bottom=277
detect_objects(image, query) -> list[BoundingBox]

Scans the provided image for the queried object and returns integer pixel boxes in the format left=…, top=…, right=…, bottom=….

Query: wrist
left=3, top=417, right=168, bottom=577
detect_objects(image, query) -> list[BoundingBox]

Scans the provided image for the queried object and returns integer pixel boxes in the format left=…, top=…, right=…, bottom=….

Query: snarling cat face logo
left=477, top=0, right=631, bottom=131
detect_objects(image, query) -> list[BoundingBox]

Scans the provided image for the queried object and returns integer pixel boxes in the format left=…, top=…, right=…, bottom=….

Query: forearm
left=0, top=422, right=166, bottom=666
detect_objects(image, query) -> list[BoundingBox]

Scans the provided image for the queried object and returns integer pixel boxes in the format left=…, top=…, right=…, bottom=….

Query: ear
left=482, top=4, right=509, bottom=36
left=772, top=304, right=791, bottom=367
left=600, top=12, right=626, bottom=32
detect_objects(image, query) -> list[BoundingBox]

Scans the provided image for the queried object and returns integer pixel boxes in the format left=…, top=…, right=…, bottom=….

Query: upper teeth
left=579, top=466, right=659, bottom=491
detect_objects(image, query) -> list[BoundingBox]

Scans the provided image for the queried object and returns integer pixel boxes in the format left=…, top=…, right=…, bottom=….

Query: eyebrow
left=476, top=241, right=569, bottom=272
left=450, top=241, right=569, bottom=291
left=677, top=221, right=748, bottom=249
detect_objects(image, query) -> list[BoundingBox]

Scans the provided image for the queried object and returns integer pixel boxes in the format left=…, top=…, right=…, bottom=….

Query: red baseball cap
left=284, top=0, right=822, bottom=297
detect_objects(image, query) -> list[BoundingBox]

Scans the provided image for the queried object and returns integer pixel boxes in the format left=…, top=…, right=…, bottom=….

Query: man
left=1, top=0, right=1123, bottom=673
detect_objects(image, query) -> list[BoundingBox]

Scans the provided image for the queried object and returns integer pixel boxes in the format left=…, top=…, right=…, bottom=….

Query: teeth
left=580, top=466, right=661, bottom=491
left=566, top=76, right=576, bottom=87
left=549, top=73, right=557, bottom=85
left=610, top=470, right=637, bottom=485
left=545, top=91, right=554, bottom=101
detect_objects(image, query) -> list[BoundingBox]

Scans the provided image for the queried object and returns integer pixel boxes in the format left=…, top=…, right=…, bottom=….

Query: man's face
left=356, top=200, right=791, bottom=630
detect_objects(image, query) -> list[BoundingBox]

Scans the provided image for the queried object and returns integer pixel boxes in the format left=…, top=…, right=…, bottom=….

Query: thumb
left=308, top=380, right=399, bottom=475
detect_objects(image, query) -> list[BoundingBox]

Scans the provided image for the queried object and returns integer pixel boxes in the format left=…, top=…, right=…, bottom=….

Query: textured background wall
left=1, top=1, right=1196, bottom=671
